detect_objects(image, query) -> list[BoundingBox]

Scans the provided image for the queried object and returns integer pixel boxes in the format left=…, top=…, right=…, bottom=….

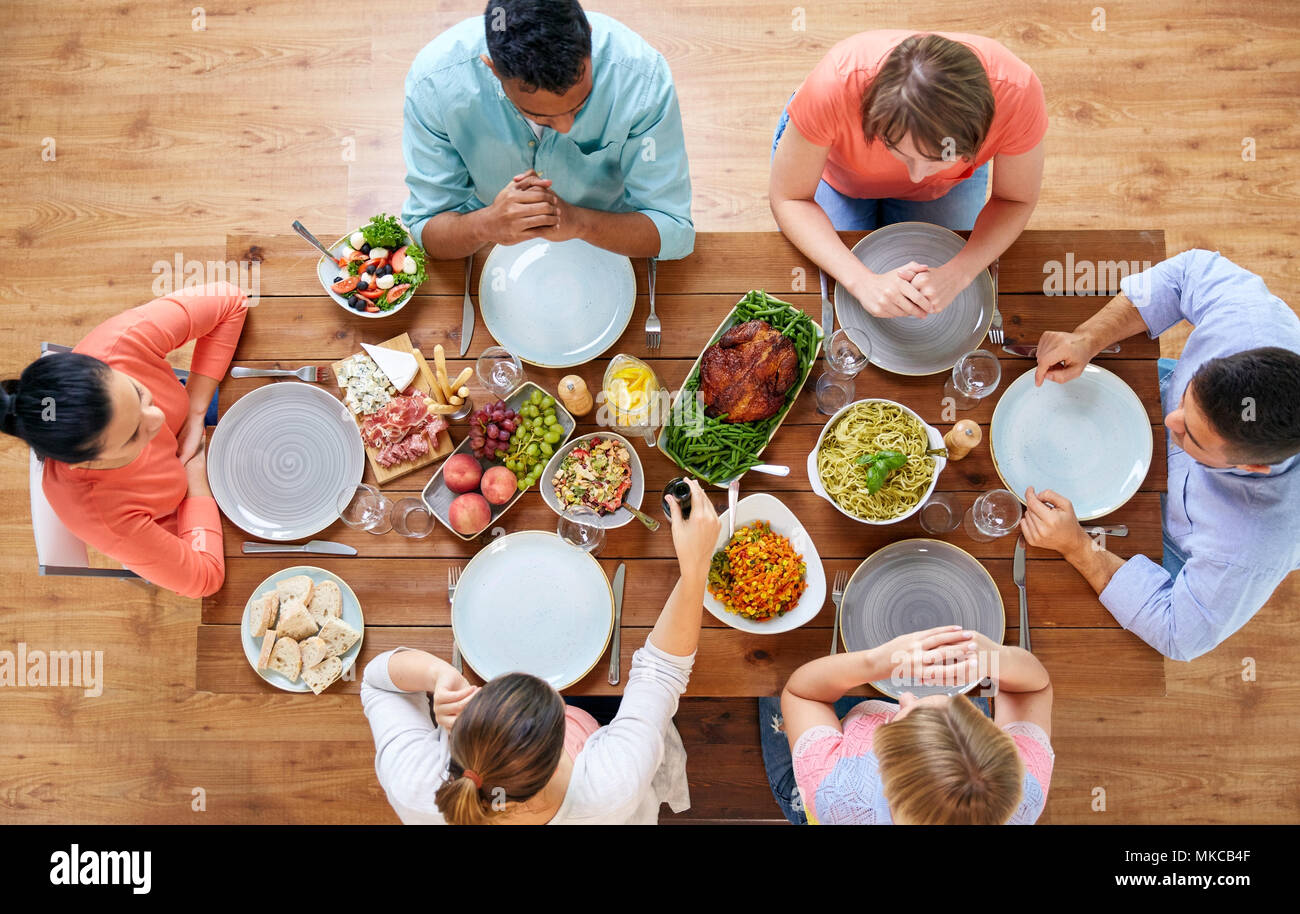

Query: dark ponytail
left=1, top=353, right=115, bottom=463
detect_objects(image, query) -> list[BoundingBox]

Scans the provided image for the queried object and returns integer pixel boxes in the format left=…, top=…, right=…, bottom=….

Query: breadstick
left=428, top=403, right=458, bottom=415
left=433, top=345, right=453, bottom=401
left=449, top=367, right=473, bottom=392
left=458, top=386, right=469, bottom=399
left=449, top=395, right=463, bottom=406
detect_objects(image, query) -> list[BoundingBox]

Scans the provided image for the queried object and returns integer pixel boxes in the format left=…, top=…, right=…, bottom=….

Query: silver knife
left=727, top=478, right=739, bottom=539
left=819, top=268, right=833, bottom=357
left=1084, top=525, right=1129, bottom=537
left=1003, top=343, right=1122, bottom=359
left=459, top=254, right=475, bottom=357
left=608, top=563, right=626, bottom=685
left=1013, top=535, right=1030, bottom=652
left=242, top=540, right=357, bottom=555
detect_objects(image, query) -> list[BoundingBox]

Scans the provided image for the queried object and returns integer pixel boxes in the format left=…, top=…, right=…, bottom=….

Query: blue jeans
left=179, top=375, right=221, bottom=426
left=758, top=693, right=993, bottom=825
left=772, top=100, right=991, bottom=232
left=1157, top=357, right=1187, bottom=578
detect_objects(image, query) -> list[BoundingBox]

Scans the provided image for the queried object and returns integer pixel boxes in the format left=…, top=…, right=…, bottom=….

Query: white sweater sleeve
left=561, top=638, right=694, bottom=822
left=359, top=648, right=450, bottom=824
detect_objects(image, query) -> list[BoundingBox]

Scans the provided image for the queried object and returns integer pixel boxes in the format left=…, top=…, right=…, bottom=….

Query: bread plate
left=241, top=566, right=365, bottom=693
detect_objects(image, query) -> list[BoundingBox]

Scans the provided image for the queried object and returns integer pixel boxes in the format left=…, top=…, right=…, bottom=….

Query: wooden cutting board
left=331, top=332, right=455, bottom=485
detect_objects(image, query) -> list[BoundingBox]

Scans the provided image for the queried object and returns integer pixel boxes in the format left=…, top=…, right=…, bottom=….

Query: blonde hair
left=873, top=695, right=1024, bottom=824
left=434, top=672, right=566, bottom=825
left=861, top=34, right=996, bottom=161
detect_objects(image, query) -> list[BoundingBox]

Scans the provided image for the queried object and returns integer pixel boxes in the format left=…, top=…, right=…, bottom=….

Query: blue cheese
left=333, top=353, right=395, bottom=416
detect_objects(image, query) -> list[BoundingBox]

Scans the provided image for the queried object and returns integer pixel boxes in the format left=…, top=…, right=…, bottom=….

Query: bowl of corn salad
left=703, top=493, right=826, bottom=634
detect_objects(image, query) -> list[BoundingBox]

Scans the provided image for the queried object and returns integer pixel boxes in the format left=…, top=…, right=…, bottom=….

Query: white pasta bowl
left=806, top=398, right=947, bottom=526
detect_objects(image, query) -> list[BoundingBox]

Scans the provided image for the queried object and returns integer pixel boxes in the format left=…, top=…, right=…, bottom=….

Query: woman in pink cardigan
left=1, top=282, right=249, bottom=597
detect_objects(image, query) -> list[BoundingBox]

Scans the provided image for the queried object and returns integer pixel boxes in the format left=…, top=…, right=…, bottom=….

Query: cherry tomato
left=389, top=245, right=407, bottom=270
left=331, top=276, right=359, bottom=294
left=385, top=283, right=411, bottom=305
left=357, top=285, right=385, bottom=301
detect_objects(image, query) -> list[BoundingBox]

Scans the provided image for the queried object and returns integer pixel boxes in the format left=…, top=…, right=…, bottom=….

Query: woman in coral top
left=770, top=31, right=1047, bottom=318
left=1, top=282, right=249, bottom=598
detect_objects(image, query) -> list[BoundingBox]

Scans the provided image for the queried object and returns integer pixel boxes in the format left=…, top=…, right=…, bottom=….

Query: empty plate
left=834, top=222, right=994, bottom=375
left=991, top=364, right=1153, bottom=521
left=451, top=530, right=614, bottom=689
left=208, top=382, right=365, bottom=540
left=479, top=237, right=636, bottom=368
left=840, top=539, right=1004, bottom=698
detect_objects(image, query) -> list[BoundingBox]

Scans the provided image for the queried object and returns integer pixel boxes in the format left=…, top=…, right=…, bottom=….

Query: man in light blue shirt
left=1018, top=250, right=1300, bottom=661
left=401, top=0, right=693, bottom=260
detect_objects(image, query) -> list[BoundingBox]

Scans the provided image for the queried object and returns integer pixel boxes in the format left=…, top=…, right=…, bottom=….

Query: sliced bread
left=302, top=656, right=343, bottom=695
left=267, top=636, right=302, bottom=681
left=276, top=574, right=315, bottom=607
left=276, top=596, right=319, bottom=641
left=310, top=580, right=343, bottom=627
left=249, top=591, right=280, bottom=639
left=299, top=636, right=329, bottom=669
left=318, top=616, right=361, bottom=658
left=256, top=631, right=277, bottom=671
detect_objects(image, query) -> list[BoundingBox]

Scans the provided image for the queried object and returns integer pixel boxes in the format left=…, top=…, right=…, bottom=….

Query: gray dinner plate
left=840, top=538, right=1005, bottom=698
left=834, top=222, right=995, bottom=375
left=208, top=382, right=365, bottom=541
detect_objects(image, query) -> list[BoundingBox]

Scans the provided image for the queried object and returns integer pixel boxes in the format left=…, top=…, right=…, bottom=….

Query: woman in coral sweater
left=1, top=282, right=249, bottom=598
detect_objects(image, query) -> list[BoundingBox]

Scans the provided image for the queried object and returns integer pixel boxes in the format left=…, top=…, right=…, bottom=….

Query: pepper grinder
left=943, top=419, right=982, bottom=460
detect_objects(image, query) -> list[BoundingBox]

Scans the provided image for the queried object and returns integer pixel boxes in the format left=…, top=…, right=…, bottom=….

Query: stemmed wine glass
left=944, top=349, right=1001, bottom=411
left=815, top=329, right=873, bottom=415
left=557, top=504, right=605, bottom=554
left=337, top=483, right=393, bottom=535
left=963, top=489, right=1022, bottom=542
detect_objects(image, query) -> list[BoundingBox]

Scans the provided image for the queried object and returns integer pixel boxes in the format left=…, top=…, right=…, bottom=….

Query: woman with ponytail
left=1, top=282, right=249, bottom=598
left=360, top=478, right=721, bottom=824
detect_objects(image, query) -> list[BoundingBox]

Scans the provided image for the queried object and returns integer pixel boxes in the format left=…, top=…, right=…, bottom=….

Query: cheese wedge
left=361, top=343, right=418, bottom=392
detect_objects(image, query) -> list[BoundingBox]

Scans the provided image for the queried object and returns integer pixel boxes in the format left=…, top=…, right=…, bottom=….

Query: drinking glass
left=337, top=483, right=393, bottom=535
left=963, top=488, right=1022, bottom=542
left=943, top=349, right=1002, bottom=410
left=391, top=497, right=434, bottom=538
left=476, top=346, right=524, bottom=399
left=824, top=329, right=873, bottom=377
left=816, top=330, right=872, bottom=415
left=557, top=504, right=605, bottom=554
left=919, top=492, right=963, bottom=534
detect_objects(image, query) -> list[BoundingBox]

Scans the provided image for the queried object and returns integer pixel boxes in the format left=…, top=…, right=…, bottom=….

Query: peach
left=448, top=493, right=492, bottom=536
left=443, top=453, right=483, bottom=494
left=480, top=466, right=517, bottom=506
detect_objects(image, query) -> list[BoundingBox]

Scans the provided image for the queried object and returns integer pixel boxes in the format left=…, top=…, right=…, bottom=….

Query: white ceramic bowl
left=704, top=493, right=826, bottom=634
left=315, top=224, right=420, bottom=320
left=806, top=398, right=946, bottom=525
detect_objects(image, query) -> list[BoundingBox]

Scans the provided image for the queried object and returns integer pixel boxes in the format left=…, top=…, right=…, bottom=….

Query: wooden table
left=200, top=229, right=1168, bottom=699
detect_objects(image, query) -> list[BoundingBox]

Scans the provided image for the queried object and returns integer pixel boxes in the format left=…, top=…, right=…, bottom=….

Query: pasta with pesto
left=816, top=401, right=936, bottom=521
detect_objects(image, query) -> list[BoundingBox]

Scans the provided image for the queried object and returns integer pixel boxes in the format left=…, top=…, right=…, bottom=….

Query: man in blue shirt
left=402, top=0, right=694, bottom=260
left=1020, top=250, right=1300, bottom=661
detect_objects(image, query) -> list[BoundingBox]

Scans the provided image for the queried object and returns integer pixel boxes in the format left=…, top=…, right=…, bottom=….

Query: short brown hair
left=861, top=34, right=995, bottom=161
left=434, top=672, right=566, bottom=825
left=873, top=695, right=1024, bottom=824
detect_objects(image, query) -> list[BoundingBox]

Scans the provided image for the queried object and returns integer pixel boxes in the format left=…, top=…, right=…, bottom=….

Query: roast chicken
left=699, top=320, right=800, bottom=423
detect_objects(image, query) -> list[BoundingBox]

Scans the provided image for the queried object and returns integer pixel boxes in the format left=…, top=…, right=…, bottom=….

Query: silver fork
left=644, top=258, right=661, bottom=350
left=987, top=259, right=1003, bottom=345
left=447, top=565, right=463, bottom=673
left=830, top=569, right=848, bottom=655
left=229, top=365, right=328, bottom=382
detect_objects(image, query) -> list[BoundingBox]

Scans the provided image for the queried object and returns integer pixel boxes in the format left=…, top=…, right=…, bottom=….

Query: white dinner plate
left=240, top=565, right=365, bottom=693
left=478, top=238, right=636, bottom=368
left=451, top=530, right=614, bottom=689
left=834, top=222, right=995, bottom=375
left=208, top=382, right=365, bottom=540
left=705, top=494, right=826, bottom=634
left=991, top=365, right=1153, bottom=521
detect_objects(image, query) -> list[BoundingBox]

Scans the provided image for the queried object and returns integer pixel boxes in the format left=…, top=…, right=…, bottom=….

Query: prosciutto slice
left=361, top=388, right=448, bottom=467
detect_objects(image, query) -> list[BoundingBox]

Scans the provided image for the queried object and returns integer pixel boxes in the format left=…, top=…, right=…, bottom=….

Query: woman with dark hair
left=770, top=31, right=1047, bottom=318
left=360, top=479, right=721, bottom=824
left=1, top=282, right=249, bottom=597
